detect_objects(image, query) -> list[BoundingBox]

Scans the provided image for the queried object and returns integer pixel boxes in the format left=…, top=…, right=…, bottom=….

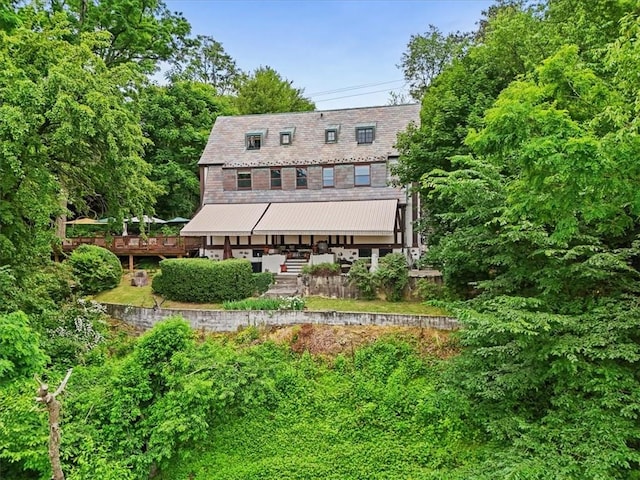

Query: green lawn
left=93, top=273, right=448, bottom=316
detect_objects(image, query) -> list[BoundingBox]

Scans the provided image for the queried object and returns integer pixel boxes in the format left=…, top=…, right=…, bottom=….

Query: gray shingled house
left=180, top=104, right=422, bottom=274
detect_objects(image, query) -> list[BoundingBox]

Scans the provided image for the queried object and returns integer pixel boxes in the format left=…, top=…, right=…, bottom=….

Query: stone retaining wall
left=104, top=303, right=459, bottom=333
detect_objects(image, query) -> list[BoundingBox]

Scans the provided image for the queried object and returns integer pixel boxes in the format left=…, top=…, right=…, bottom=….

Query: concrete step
left=264, top=274, right=299, bottom=298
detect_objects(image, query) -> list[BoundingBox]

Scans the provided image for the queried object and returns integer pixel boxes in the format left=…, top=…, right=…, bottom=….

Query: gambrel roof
left=197, top=104, right=420, bottom=168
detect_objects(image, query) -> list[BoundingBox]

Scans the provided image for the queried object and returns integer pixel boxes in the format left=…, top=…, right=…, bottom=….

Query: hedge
left=152, top=258, right=254, bottom=303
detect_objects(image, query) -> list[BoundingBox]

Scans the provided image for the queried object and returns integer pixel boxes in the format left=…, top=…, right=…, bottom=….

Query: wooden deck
left=61, top=235, right=201, bottom=258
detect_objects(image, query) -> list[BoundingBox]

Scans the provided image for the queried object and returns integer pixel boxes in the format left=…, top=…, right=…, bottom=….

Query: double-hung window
left=322, top=167, right=334, bottom=188
left=296, top=167, right=308, bottom=189
left=237, top=170, right=252, bottom=190
left=270, top=168, right=282, bottom=189
left=354, top=165, right=370, bottom=186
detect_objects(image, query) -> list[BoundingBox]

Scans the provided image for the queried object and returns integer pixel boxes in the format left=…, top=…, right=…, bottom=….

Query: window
left=280, top=132, right=291, bottom=145
left=358, top=248, right=372, bottom=259
left=270, top=168, right=281, bottom=189
left=322, top=167, right=334, bottom=188
left=356, top=127, right=374, bottom=144
left=325, top=129, right=338, bottom=143
left=280, top=127, right=294, bottom=145
left=354, top=165, right=370, bottom=186
left=237, top=171, right=251, bottom=190
left=296, top=167, right=308, bottom=189
left=246, top=134, right=262, bottom=150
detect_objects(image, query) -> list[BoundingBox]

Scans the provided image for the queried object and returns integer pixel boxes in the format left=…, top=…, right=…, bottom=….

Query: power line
left=308, top=79, right=405, bottom=98
left=314, top=84, right=409, bottom=103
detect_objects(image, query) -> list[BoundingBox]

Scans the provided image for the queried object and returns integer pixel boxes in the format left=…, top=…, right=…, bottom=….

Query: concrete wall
left=104, top=303, right=458, bottom=333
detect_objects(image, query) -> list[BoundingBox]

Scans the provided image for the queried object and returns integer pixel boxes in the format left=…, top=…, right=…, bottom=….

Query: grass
left=93, top=273, right=449, bottom=316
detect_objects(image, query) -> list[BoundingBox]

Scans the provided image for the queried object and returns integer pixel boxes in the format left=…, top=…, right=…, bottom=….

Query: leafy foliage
left=222, top=296, right=305, bottom=311
left=139, top=81, right=237, bottom=219
left=67, top=245, right=123, bottom=295
left=348, top=259, right=376, bottom=300
left=399, top=24, right=469, bottom=100
left=0, top=311, right=47, bottom=383
left=152, top=258, right=254, bottom=302
left=374, top=253, right=409, bottom=302
left=167, top=35, right=243, bottom=94
left=301, top=262, right=341, bottom=276
left=235, top=66, right=315, bottom=114
left=0, top=11, right=158, bottom=268
left=252, top=272, right=274, bottom=295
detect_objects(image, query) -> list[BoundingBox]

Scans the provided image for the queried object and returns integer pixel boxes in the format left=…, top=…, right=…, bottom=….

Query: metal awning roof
left=253, top=200, right=397, bottom=236
left=180, top=203, right=269, bottom=236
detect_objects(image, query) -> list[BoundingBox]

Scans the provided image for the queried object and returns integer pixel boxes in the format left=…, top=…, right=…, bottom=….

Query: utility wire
left=308, top=79, right=405, bottom=97
left=314, top=84, right=409, bottom=103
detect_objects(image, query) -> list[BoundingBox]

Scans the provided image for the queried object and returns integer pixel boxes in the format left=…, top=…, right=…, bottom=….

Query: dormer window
left=246, top=134, right=262, bottom=150
left=280, top=127, right=295, bottom=146
left=246, top=130, right=266, bottom=150
left=355, top=123, right=376, bottom=144
left=325, top=125, right=339, bottom=143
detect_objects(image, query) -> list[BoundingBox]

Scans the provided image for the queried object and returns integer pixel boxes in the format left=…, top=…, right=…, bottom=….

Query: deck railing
left=61, top=235, right=201, bottom=256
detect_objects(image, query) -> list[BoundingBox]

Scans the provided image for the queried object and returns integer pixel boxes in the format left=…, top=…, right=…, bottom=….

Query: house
left=180, top=104, right=422, bottom=273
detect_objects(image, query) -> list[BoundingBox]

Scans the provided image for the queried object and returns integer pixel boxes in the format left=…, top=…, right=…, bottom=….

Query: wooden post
left=36, top=369, right=72, bottom=480
left=129, top=254, right=134, bottom=272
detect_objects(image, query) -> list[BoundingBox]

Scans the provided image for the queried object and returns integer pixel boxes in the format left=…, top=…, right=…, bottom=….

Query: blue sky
left=164, top=0, right=494, bottom=109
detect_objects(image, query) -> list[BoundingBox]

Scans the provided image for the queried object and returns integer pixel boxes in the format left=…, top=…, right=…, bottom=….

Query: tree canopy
left=0, top=11, right=158, bottom=268
left=235, top=66, right=315, bottom=114
left=395, top=0, right=640, bottom=476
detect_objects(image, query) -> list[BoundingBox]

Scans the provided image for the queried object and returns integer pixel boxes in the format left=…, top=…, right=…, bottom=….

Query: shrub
left=42, top=299, right=108, bottom=367
left=152, top=258, right=254, bottom=302
left=253, top=272, right=275, bottom=294
left=348, top=259, right=376, bottom=299
left=416, top=279, right=455, bottom=302
left=301, top=262, right=341, bottom=276
left=374, top=253, right=409, bottom=301
left=223, top=296, right=305, bottom=311
left=302, top=262, right=341, bottom=277
left=67, top=245, right=122, bottom=295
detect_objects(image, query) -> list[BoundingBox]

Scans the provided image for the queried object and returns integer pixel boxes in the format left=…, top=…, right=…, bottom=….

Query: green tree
left=167, top=35, right=243, bottom=95
left=43, top=0, right=192, bottom=73
left=140, top=81, right=237, bottom=218
left=235, top=66, right=315, bottom=114
left=0, top=12, right=158, bottom=268
left=0, top=311, right=47, bottom=383
left=399, top=24, right=469, bottom=100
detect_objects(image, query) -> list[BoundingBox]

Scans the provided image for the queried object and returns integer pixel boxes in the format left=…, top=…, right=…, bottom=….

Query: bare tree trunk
left=36, top=369, right=72, bottom=480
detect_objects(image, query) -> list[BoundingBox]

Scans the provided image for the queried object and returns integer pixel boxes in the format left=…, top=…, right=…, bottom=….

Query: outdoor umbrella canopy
left=126, top=216, right=166, bottom=224
left=166, top=216, right=191, bottom=224
left=65, top=218, right=102, bottom=225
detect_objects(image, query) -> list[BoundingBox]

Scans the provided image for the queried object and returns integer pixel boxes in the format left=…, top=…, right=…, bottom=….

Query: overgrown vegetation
left=1, top=318, right=473, bottom=479
left=3, top=0, right=640, bottom=478
left=348, top=253, right=410, bottom=301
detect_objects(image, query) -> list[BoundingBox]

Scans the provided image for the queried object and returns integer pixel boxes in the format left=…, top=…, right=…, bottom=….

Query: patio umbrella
left=166, top=216, right=190, bottom=224
left=126, top=215, right=166, bottom=224
left=223, top=235, right=233, bottom=259
left=65, top=218, right=101, bottom=225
